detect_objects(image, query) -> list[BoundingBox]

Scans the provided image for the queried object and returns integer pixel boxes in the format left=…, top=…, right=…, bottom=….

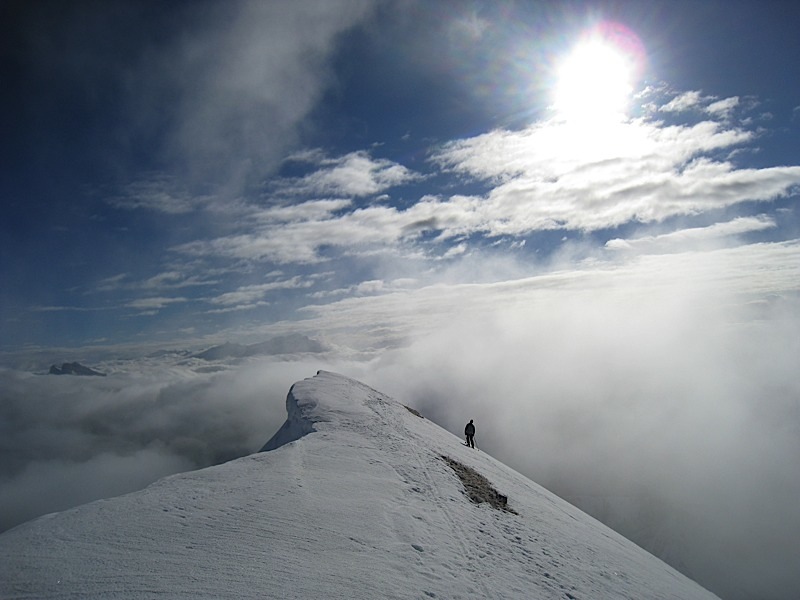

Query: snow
left=0, top=370, right=719, bottom=599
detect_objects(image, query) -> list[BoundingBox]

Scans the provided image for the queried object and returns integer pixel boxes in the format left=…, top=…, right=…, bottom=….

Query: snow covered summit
left=0, top=370, right=719, bottom=599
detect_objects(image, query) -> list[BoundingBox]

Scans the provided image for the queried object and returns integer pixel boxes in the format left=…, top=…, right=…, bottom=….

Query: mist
left=0, top=360, right=315, bottom=532
left=355, top=259, right=800, bottom=600
left=2, top=248, right=799, bottom=600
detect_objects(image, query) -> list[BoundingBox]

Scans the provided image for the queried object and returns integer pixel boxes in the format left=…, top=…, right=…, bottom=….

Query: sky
left=2, top=0, right=799, bottom=351
left=2, top=1, right=800, bottom=599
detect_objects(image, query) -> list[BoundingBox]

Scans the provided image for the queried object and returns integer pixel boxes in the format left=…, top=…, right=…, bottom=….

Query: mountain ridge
left=0, top=371, right=720, bottom=599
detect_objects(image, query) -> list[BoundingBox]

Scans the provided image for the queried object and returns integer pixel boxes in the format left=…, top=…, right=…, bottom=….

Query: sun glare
left=553, top=22, right=644, bottom=125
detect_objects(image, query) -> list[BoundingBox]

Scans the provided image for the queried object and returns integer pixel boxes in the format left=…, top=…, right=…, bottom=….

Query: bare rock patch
left=441, top=455, right=517, bottom=514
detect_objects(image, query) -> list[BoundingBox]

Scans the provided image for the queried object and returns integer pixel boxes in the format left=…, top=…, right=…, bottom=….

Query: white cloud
left=287, top=240, right=800, bottom=355
left=309, top=277, right=417, bottom=300
left=174, top=200, right=436, bottom=264
left=432, top=118, right=798, bottom=233
left=209, top=277, right=312, bottom=307
left=31, top=305, right=111, bottom=313
left=140, top=271, right=219, bottom=291
left=108, top=176, right=214, bottom=214
left=442, top=242, right=468, bottom=258
left=707, top=96, right=740, bottom=118
left=126, top=297, right=188, bottom=311
left=660, top=91, right=742, bottom=120
left=96, top=270, right=221, bottom=294
left=276, top=151, right=421, bottom=197
left=254, top=199, right=353, bottom=224
left=607, top=215, right=777, bottom=254
left=659, top=90, right=705, bottom=112
left=95, top=273, right=129, bottom=291
left=159, top=87, right=799, bottom=274
left=0, top=360, right=316, bottom=532
left=172, top=120, right=800, bottom=264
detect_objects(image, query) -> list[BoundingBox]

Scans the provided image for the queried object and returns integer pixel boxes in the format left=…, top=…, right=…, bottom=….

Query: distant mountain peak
left=48, top=362, right=105, bottom=376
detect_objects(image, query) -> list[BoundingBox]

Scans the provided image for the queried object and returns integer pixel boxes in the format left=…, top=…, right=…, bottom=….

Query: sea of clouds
left=3, top=246, right=799, bottom=600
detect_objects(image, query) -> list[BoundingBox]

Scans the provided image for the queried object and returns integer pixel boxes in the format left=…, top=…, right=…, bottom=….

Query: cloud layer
left=347, top=248, right=800, bottom=600
left=127, top=89, right=800, bottom=319
left=2, top=238, right=799, bottom=600
left=0, top=360, right=316, bottom=532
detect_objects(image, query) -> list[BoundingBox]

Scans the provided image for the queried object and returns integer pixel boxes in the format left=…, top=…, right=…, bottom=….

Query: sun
left=552, top=22, right=645, bottom=125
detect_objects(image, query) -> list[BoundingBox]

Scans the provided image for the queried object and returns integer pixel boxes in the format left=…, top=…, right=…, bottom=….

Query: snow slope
left=0, top=371, right=719, bottom=599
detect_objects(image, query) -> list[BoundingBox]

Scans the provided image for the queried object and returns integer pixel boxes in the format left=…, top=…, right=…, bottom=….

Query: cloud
left=0, top=360, right=318, bottom=532
left=172, top=196, right=443, bottom=264
left=290, top=240, right=800, bottom=350
left=606, top=215, right=777, bottom=253
left=94, top=270, right=222, bottom=297
left=208, top=277, right=312, bottom=309
left=31, top=305, right=112, bottom=313
left=3, top=239, right=800, bottom=599
left=659, top=91, right=745, bottom=121
left=322, top=243, right=800, bottom=600
left=107, top=175, right=215, bottom=214
left=170, top=109, right=799, bottom=268
left=255, top=199, right=354, bottom=224
left=0, top=449, right=194, bottom=533
left=102, top=86, right=798, bottom=334
left=277, top=150, right=421, bottom=197
left=449, top=12, right=491, bottom=43
left=12, top=1, right=375, bottom=193
left=308, top=278, right=418, bottom=300
left=432, top=117, right=800, bottom=233
left=194, top=104, right=798, bottom=266
left=130, top=1, right=376, bottom=187
left=442, top=242, right=468, bottom=258
left=707, top=96, right=740, bottom=118
left=659, top=90, right=705, bottom=112
left=126, top=296, right=188, bottom=313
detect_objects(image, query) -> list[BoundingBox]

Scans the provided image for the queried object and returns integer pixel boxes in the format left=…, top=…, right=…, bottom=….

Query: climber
left=464, top=419, right=475, bottom=448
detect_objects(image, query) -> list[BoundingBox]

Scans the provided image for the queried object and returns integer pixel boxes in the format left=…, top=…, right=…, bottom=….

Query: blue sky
left=2, top=0, right=800, bottom=352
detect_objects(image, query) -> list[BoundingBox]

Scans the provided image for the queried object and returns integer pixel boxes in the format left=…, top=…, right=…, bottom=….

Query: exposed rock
left=48, top=362, right=106, bottom=376
left=441, top=455, right=516, bottom=513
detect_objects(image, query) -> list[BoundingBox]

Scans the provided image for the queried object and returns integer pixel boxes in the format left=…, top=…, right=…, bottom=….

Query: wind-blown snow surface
left=0, top=371, right=718, bottom=599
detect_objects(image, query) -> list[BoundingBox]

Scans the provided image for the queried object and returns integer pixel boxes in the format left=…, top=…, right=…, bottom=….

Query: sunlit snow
left=0, top=371, right=719, bottom=599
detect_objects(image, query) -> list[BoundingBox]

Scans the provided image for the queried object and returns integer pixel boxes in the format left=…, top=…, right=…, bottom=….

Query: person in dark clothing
left=464, top=419, right=475, bottom=448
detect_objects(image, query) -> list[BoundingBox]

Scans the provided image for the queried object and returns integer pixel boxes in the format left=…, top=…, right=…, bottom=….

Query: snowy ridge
left=0, top=371, right=720, bottom=599
left=260, top=370, right=380, bottom=451
left=259, top=372, right=322, bottom=451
